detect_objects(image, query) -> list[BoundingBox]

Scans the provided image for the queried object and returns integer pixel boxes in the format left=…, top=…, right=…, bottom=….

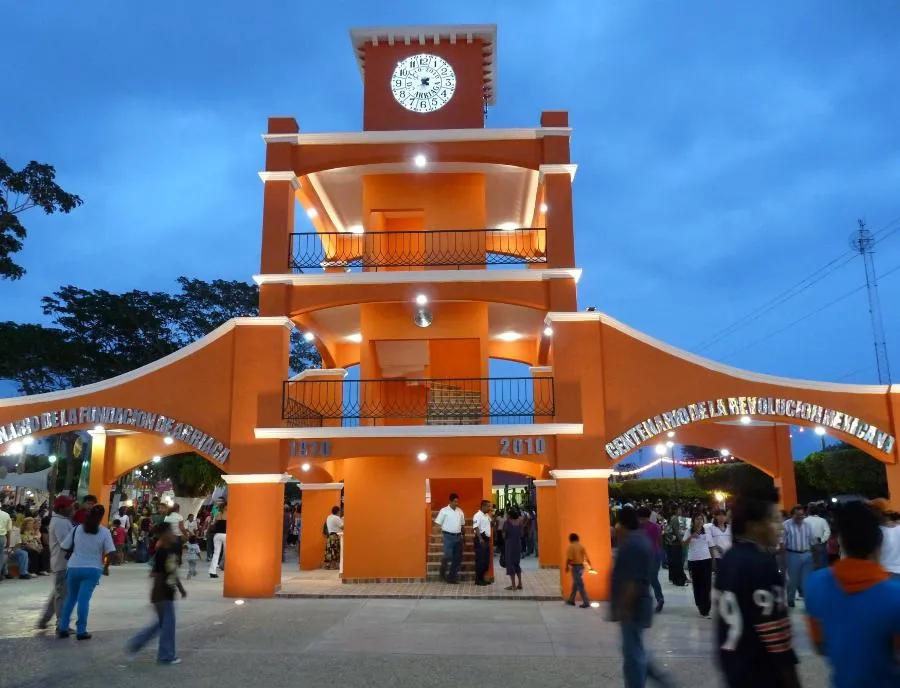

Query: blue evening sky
left=3, top=2, right=900, bottom=464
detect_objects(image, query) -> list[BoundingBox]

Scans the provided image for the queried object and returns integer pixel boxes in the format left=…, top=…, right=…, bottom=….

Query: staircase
left=426, top=383, right=482, bottom=425
left=427, top=512, right=477, bottom=581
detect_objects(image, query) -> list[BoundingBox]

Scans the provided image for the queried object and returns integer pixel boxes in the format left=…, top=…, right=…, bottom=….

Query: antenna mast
left=849, top=219, right=892, bottom=383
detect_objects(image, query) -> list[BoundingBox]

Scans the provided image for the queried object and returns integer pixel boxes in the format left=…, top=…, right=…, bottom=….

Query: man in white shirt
left=434, top=493, right=465, bottom=584
left=805, top=502, right=831, bottom=570
left=0, top=507, right=12, bottom=579
left=37, top=496, right=75, bottom=629
left=164, top=503, right=188, bottom=564
left=472, top=500, right=493, bottom=586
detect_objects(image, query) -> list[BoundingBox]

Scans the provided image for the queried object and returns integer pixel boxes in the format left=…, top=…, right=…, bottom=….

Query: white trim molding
left=255, top=423, right=583, bottom=440
left=298, top=482, right=343, bottom=491
left=253, top=268, right=581, bottom=287
left=0, top=317, right=293, bottom=408
left=533, top=479, right=557, bottom=488
left=529, top=366, right=553, bottom=374
left=539, top=164, right=577, bottom=182
left=262, top=127, right=572, bottom=147
left=257, top=171, right=301, bottom=189
left=545, top=312, right=602, bottom=324
left=289, top=368, right=348, bottom=382
left=550, top=469, right=614, bottom=480
left=222, top=473, right=292, bottom=485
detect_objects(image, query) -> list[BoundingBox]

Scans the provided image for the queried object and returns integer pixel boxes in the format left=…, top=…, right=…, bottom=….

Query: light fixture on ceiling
left=414, top=307, right=433, bottom=328
left=303, top=331, right=315, bottom=342
left=720, top=449, right=730, bottom=456
left=93, top=425, right=104, bottom=433
left=152, top=456, right=161, bottom=463
left=22, top=436, right=34, bottom=446
left=347, top=224, right=364, bottom=234
left=301, top=463, right=310, bottom=472
left=740, top=415, right=752, bottom=425
left=665, top=440, right=674, bottom=448
left=496, top=222, right=519, bottom=232
left=415, top=294, right=428, bottom=306
left=413, top=153, right=427, bottom=168
left=539, top=203, right=549, bottom=214
left=346, top=333, right=363, bottom=343
left=417, top=452, right=428, bottom=462
left=543, top=326, right=553, bottom=337
left=497, top=331, right=522, bottom=342
left=306, top=208, right=318, bottom=219
left=667, top=431, right=675, bottom=438
left=163, top=436, right=174, bottom=445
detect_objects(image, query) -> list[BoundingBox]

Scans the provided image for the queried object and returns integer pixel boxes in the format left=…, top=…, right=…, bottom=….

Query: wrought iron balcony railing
left=283, top=377, right=554, bottom=427
left=288, top=228, right=546, bottom=273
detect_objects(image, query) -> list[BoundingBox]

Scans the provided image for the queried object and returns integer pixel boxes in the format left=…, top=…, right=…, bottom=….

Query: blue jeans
left=440, top=532, right=462, bottom=581
left=474, top=536, right=490, bottom=582
left=128, top=601, right=177, bottom=662
left=650, top=555, right=664, bottom=605
left=621, top=622, right=672, bottom=688
left=2, top=547, right=28, bottom=577
left=59, top=567, right=103, bottom=635
left=568, top=564, right=589, bottom=605
left=785, top=551, right=813, bottom=603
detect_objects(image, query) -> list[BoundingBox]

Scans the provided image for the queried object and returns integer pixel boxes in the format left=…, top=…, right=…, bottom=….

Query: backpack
left=322, top=520, right=328, bottom=536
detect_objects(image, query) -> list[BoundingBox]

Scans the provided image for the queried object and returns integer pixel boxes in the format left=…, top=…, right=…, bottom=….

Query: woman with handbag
left=57, top=505, right=116, bottom=640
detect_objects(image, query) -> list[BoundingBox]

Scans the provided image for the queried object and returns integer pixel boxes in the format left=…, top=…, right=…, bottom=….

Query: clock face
left=391, top=53, right=456, bottom=113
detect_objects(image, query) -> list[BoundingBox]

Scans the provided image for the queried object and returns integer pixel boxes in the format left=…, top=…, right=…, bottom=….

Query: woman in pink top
left=637, top=506, right=665, bottom=612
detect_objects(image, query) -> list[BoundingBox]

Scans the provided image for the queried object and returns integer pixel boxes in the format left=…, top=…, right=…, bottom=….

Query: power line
left=693, top=212, right=900, bottom=353
left=718, top=260, right=900, bottom=361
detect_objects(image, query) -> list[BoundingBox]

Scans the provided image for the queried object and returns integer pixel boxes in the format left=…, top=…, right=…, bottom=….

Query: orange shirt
left=566, top=542, right=588, bottom=566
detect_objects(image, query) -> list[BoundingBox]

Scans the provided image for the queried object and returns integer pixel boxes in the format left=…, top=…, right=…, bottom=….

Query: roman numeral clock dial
left=391, top=53, right=456, bottom=113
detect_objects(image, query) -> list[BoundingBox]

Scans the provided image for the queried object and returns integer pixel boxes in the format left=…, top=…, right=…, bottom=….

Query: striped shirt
left=782, top=519, right=813, bottom=553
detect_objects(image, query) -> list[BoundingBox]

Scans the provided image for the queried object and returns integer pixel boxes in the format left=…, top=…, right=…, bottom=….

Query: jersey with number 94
left=714, top=541, right=798, bottom=687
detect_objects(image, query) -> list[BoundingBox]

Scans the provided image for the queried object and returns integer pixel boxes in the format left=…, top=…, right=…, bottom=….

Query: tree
left=139, top=453, right=224, bottom=498
left=0, top=277, right=320, bottom=491
left=0, top=158, right=83, bottom=280
left=798, top=444, right=887, bottom=499
left=680, top=445, right=722, bottom=461
left=692, top=462, right=775, bottom=498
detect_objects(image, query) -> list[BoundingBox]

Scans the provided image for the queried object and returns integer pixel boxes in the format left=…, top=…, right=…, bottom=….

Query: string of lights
left=611, top=454, right=737, bottom=477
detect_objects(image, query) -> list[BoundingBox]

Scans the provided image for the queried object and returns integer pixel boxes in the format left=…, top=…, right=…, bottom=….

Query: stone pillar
left=87, top=430, right=113, bottom=520
left=534, top=479, right=559, bottom=568
left=771, top=425, right=798, bottom=510
left=221, top=474, right=287, bottom=598
left=298, top=482, right=343, bottom=571
left=552, top=469, right=612, bottom=601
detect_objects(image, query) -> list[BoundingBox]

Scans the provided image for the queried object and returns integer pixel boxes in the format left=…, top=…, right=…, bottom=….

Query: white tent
left=0, top=467, right=52, bottom=491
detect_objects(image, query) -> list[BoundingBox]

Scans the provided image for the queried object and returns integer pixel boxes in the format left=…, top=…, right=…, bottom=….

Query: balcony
left=288, top=228, right=546, bottom=273
left=283, top=376, right=555, bottom=427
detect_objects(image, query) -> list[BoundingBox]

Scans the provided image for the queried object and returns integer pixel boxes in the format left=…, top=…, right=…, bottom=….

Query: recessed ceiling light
left=417, top=452, right=428, bottom=462
left=301, top=463, right=310, bottom=472
left=539, top=203, right=548, bottom=213
left=497, top=222, right=519, bottom=232
left=306, top=208, right=318, bottom=218
left=667, top=431, right=675, bottom=438
left=152, top=456, right=161, bottom=463
left=346, top=333, right=362, bottom=343
left=543, top=326, right=553, bottom=337
left=720, top=449, right=730, bottom=456
left=413, top=154, right=427, bottom=168
left=347, top=224, right=364, bottom=234
left=740, top=416, right=752, bottom=425
left=163, top=436, right=174, bottom=445
left=496, top=331, right=522, bottom=342
left=303, top=332, right=315, bottom=342
left=415, top=294, right=428, bottom=306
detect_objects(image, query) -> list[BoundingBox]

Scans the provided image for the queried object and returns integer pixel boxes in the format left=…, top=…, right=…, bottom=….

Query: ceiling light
left=152, top=456, right=161, bottom=463
left=497, top=222, right=519, bottom=232
left=163, top=436, right=174, bottom=445
left=346, top=333, right=362, bottom=343
left=414, top=308, right=433, bottom=328
left=740, top=416, right=752, bottom=425
left=720, top=449, right=730, bottom=456
left=303, top=331, right=315, bottom=342
left=347, top=224, right=364, bottom=234
left=7, top=441, right=23, bottom=455
left=497, top=331, right=522, bottom=342
left=415, top=294, right=428, bottom=306
left=22, top=436, right=34, bottom=446
left=306, top=208, right=318, bottom=218
left=543, top=326, right=553, bottom=337
left=413, top=154, right=427, bottom=168
left=93, top=425, right=104, bottom=433
left=814, top=426, right=826, bottom=436
left=667, top=431, right=675, bottom=438
left=654, top=444, right=667, bottom=456
left=301, top=463, right=310, bottom=472
left=665, top=440, right=674, bottom=448
left=539, top=203, right=548, bottom=213
left=417, top=452, right=428, bottom=462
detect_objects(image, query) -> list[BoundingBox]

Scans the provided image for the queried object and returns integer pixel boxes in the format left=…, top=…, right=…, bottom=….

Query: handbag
left=63, top=525, right=81, bottom=560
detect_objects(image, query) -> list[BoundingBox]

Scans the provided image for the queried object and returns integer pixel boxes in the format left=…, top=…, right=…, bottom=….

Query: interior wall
left=362, top=172, right=486, bottom=231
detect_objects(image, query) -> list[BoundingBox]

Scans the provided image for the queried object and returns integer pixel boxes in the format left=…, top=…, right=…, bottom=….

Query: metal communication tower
left=849, top=220, right=892, bottom=383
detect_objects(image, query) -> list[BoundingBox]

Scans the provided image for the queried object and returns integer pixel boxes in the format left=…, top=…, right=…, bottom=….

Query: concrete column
left=553, top=469, right=612, bottom=601
left=534, top=479, right=559, bottom=568
left=87, top=430, right=113, bottom=519
left=222, top=474, right=288, bottom=598
left=298, top=482, right=343, bottom=571
left=771, top=425, right=798, bottom=510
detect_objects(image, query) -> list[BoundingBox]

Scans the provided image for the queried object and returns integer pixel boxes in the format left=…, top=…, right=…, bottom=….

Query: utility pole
left=849, top=220, right=892, bottom=384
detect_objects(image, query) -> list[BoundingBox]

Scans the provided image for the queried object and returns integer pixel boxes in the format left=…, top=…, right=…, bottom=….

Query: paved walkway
left=0, top=562, right=830, bottom=687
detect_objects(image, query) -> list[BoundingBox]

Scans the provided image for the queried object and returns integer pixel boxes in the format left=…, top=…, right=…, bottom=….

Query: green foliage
left=140, top=452, right=224, bottom=498
left=692, top=462, right=775, bottom=498
left=0, top=158, right=82, bottom=280
left=798, top=444, right=887, bottom=499
left=609, top=478, right=709, bottom=501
